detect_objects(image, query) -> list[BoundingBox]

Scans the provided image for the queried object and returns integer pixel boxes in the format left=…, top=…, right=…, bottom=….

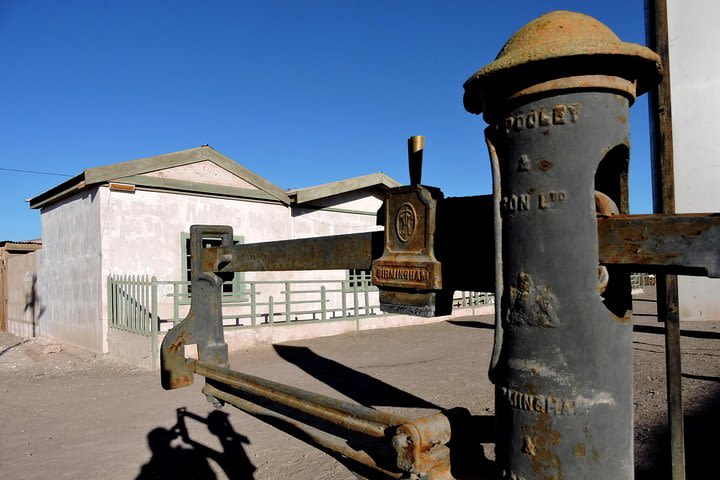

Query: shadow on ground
left=635, top=382, right=720, bottom=480
left=137, top=408, right=256, bottom=480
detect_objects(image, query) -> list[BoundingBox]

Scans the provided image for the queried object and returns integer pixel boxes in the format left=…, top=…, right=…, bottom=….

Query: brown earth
left=0, top=287, right=718, bottom=479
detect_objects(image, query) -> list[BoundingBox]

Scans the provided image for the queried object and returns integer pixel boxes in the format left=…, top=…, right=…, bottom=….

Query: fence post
left=151, top=276, right=158, bottom=370
left=107, top=275, right=113, bottom=329
left=363, top=280, right=370, bottom=316
left=341, top=281, right=347, bottom=317
left=320, top=286, right=327, bottom=321
left=143, top=275, right=152, bottom=333
left=118, top=275, right=123, bottom=330
left=353, top=281, right=359, bottom=319
left=250, top=283, right=257, bottom=326
left=129, top=275, right=134, bottom=332
left=123, top=274, right=128, bottom=332
left=173, top=282, right=180, bottom=325
left=285, top=282, right=291, bottom=323
left=119, top=276, right=123, bottom=326
left=137, top=275, right=142, bottom=332
left=268, top=295, right=274, bottom=325
left=133, top=275, right=138, bottom=332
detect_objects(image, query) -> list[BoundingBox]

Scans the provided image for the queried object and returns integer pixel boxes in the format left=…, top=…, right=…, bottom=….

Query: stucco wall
left=42, top=178, right=389, bottom=353
left=5, top=251, right=42, bottom=338
left=284, top=191, right=383, bottom=310
left=100, top=189, right=385, bottom=324
left=144, top=160, right=257, bottom=189
left=668, top=0, right=720, bottom=320
left=38, top=190, right=103, bottom=351
left=99, top=186, right=292, bottom=352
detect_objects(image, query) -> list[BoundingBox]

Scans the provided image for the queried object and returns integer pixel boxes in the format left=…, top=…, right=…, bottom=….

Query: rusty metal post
left=645, top=1, right=686, bottom=478
left=464, top=11, right=661, bottom=480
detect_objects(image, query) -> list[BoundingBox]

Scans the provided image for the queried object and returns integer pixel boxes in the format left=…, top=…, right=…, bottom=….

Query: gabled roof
left=288, top=173, right=400, bottom=205
left=29, top=146, right=290, bottom=209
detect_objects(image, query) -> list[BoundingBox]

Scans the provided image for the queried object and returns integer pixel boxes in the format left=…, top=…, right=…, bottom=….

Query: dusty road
left=1, top=289, right=718, bottom=479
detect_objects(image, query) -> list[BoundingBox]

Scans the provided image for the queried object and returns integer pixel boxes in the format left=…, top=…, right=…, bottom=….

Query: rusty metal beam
left=204, top=232, right=382, bottom=273
left=195, top=361, right=454, bottom=479
left=195, top=360, right=408, bottom=437
left=199, top=211, right=720, bottom=290
left=203, top=195, right=496, bottom=294
left=201, top=383, right=404, bottom=479
left=598, top=214, right=720, bottom=276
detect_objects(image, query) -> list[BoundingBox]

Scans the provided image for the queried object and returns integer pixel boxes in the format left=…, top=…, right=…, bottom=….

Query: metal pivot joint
left=464, top=11, right=661, bottom=480
left=372, top=136, right=449, bottom=317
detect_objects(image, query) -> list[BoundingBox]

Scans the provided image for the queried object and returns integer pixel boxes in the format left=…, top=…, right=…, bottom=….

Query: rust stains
left=169, top=375, right=193, bottom=389
left=574, top=443, right=587, bottom=457
left=167, top=331, right=190, bottom=354
left=598, top=214, right=720, bottom=276
left=522, top=414, right=563, bottom=479
left=463, top=10, right=662, bottom=115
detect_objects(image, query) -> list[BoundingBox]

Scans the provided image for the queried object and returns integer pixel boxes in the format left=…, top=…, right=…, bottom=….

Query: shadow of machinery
left=137, top=408, right=256, bottom=480
left=635, top=388, right=720, bottom=480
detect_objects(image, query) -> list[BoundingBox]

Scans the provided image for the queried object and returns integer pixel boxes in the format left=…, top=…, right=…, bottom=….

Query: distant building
left=28, top=145, right=399, bottom=354
left=0, top=240, right=42, bottom=338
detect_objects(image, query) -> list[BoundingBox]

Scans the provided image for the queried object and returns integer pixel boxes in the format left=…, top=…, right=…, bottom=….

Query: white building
left=667, top=0, right=720, bottom=320
left=29, top=145, right=400, bottom=354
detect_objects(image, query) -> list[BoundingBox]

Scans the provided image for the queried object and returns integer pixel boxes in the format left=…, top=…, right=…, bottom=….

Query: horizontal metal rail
left=195, top=361, right=455, bottom=480
left=201, top=382, right=403, bottom=479
left=205, top=232, right=382, bottom=272
left=200, top=214, right=720, bottom=294
left=194, top=360, right=409, bottom=437
left=598, top=214, right=720, bottom=277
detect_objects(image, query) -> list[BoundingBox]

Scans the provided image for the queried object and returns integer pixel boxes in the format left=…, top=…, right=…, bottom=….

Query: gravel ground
left=0, top=287, right=718, bottom=479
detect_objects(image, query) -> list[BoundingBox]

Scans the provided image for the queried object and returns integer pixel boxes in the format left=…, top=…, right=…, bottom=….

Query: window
left=347, top=269, right=371, bottom=288
left=180, top=233, right=246, bottom=303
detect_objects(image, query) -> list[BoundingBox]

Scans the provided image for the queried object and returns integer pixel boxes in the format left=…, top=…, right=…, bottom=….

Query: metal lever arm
left=598, top=213, right=720, bottom=277
left=199, top=211, right=720, bottom=292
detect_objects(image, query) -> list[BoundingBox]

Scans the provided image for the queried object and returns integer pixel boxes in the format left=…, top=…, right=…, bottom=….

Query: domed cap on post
left=463, top=11, right=662, bottom=116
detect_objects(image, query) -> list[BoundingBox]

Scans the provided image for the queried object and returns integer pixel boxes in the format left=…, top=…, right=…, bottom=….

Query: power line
left=0, top=167, right=73, bottom=177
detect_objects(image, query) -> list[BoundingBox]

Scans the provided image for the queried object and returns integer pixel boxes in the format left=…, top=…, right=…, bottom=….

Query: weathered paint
left=465, top=10, right=659, bottom=478
left=38, top=190, right=103, bottom=351
left=143, top=160, right=259, bottom=189
left=37, top=161, right=386, bottom=355
left=4, top=250, right=42, bottom=338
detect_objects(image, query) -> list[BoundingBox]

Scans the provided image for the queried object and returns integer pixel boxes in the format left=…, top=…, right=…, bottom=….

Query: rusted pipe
left=202, top=383, right=404, bottom=479
left=195, top=361, right=409, bottom=438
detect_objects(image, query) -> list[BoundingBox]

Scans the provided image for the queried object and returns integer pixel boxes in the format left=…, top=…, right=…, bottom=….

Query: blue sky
left=1, top=0, right=652, bottom=240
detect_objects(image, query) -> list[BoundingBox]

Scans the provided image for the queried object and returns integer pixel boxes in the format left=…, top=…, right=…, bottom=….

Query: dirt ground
left=1, top=287, right=718, bottom=479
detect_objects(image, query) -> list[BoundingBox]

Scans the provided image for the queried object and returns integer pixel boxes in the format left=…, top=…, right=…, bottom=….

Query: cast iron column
left=464, top=11, right=661, bottom=480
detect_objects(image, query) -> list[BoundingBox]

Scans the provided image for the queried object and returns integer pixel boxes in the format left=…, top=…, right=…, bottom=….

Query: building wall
left=38, top=190, right=103, bottom=350
left=38, top=179, right=387, bottom=353
left=667, top=0, right=720, bottom=320
left=4, top=250, right=42, bottom=338
left=286, top=192, right=384, bottom=309
left=144, top=160, right=257, bottom=189
left=98, top=186, right=292, bottom=352
left=101, top=188, right=385, bottom=339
